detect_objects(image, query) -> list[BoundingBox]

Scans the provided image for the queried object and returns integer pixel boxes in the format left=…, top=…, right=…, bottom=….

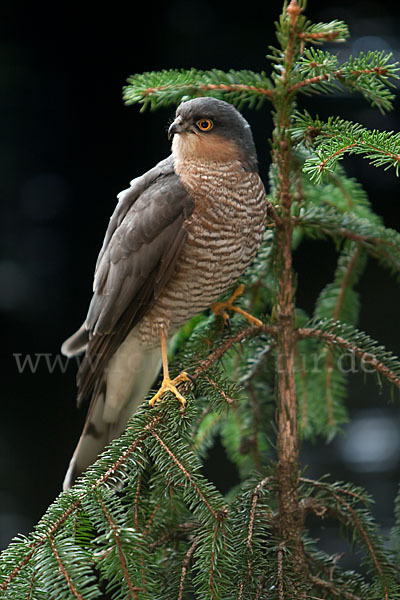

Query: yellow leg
left=148, top=325, right=190, bottom=407
left=211, top=284, right=262, bottom=327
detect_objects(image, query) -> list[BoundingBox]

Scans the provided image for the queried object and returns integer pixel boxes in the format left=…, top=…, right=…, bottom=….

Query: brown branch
left=290, top=71, right=332, bottom=93
left=203, top=373, right=234, bottom=404
left=309, top=574, right=361, bottom=600
left=95, top=492, right=140, bottom=600
left=334, top=495, right=389, bottom=600
left=25, top=572, right=36, bottom=600
left=316, top=138, right=400, bottom=177
left=94, top=414, right=162, bottom=488
left=239, top=477, right=274, bottom=596
left=238, top=477, right=272, bottom=600
left=272, top=0, right=306, bottom=587
left=289, top=66, right=390, bottom=94
left=198, top=82, right=273, bottom=97
left=0, top=549, right=35, bottom=594
left=193, top=324, right=277, bottom=380
left=149, top=430, right=219, bottom=519
left=247, top=477, right=273, bottom=552
left=48, top=535, right=84, bottom=600
left=322, top=227, right=400, bottom=272
left=300, top=477, right=369, bottom=506
left=336, top=228, right=400, bottom=250
left=237, top=581, right=244, bottom=600
left=300, top=477, right=389, bottom=599
left=142, top=82, right=273, bottom=98
left=317, top=141, right=358, bottom=173
left=295, top=217, right=400, bottom=275
left=297, top=327, right=400, bottom=387
left=133, top=474, right=141, bottom=532
left=143, top=503, right=162, bottom=536
left=298, top=31, right=343, bottom=42
left=0, top=416, right=165, bottom=595
left=177, top=536, right=199, bottom=600
left=295, top=213, right=400, bottom=252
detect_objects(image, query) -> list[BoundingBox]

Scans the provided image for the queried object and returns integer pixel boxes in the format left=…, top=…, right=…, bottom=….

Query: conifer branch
left=300, top=477, right=369, bottom=505
left=123, top=69, right=274, bottom=111
left=290, top=50, right=399, bottom=113
left=177, top=536, right=199, bottom=600
left=296, top=206, right=400, bottom=277
left=309, top=574, right=361, bottom=600
left=298, top=323, right=400, bottom=388
left=300, top=478, right=396, bottom=599
left=246, top=476, right=273, bottom=551
left=293, top=114, right=400, bottom=181
left=298, top=19, right=349, bottom=44
left=254, top=577, right=267, bottom=599
left=0, top=549, right=35, bottom=594
left=143, top=503, right=162, bottom=537
left=149, top=430, right=219, bottom=519
left=330, top=497, right=389, bottom=599
left=193, top=324, right=276, bottom=378
left=94, top=492, right=139, bottom=599
left=48, top=535, right=84, bottom=600
left=0, top=416, right=162, bottom=595
left=271, top=1, right=308, bottom=590
left=133, top=475, right=141, bottom=532
left=203, top=373, right=235, bottom=404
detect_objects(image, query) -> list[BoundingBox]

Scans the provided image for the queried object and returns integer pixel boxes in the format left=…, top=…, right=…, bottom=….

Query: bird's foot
left=211, top=284, right=263, bottom=327
left=148, top=372, right=191, bottom=408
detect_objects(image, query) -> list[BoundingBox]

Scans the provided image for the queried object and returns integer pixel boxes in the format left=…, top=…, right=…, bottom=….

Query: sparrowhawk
left=62, top=97, right=266, bottom=489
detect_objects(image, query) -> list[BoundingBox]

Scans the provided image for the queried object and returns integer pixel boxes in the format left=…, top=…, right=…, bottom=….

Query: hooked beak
left=168, top=115, right=185, bottom=140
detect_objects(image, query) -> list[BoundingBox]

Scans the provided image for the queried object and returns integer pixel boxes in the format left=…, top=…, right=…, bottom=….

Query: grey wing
left=61, top=156, right=194, bottom=404
left=92, top=156, right=175, bottom=286
left=86, top=165, right=194, bottom=335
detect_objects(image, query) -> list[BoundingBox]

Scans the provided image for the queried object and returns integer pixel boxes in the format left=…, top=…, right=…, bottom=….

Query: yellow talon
left=148, top=325, right=190, bottom=408
left=149, top=372, right=190, bottom=407
left=211, top=284, right=262, bottom=327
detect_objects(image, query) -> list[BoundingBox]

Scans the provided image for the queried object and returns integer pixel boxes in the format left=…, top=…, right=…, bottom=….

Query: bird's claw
left=148, top=371, right=191, bottom=408
left=211, top=284, right=262, bottom=327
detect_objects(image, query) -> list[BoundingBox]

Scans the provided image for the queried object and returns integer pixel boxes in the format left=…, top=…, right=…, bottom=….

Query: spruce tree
left=1, top=1, right=400, bottom=598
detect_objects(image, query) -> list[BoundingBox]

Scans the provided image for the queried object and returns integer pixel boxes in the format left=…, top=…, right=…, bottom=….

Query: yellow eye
left=196, top=119, right=213, bottom=131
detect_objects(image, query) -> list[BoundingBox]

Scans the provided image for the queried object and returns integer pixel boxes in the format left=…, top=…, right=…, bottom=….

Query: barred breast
left=136, top=159, right=266, bottom=345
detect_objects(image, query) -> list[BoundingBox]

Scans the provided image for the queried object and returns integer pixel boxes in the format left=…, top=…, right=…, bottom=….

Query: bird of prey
left=61, top=97, right=266, bottom=489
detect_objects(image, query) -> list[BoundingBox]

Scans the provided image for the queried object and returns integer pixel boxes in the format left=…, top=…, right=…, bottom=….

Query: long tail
left=63, top=333, right=161, bottom=490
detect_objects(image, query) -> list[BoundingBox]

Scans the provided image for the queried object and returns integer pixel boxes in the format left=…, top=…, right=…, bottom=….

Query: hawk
left=62, top=97, right=266, bottom=489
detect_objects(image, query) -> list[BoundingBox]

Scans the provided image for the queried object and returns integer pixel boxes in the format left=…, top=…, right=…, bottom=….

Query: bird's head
left=169, top=97, right=258, bottom=172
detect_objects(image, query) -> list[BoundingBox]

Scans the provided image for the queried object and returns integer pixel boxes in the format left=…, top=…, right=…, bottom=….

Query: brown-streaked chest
left=174, top=158, right=265, bottom=238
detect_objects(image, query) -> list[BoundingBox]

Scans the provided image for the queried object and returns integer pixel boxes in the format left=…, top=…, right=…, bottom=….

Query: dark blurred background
left=1, top=0, right=400, bottom=565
